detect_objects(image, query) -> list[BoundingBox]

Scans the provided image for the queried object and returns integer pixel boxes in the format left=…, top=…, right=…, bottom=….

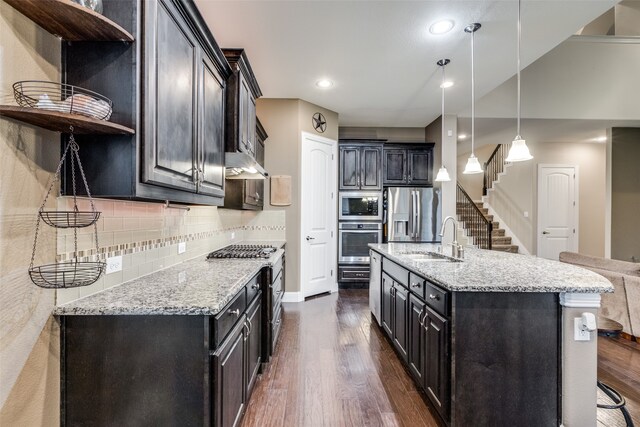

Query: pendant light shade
left=435, top=166, right=451, bottom=182
left=463, top=23, right=483, bottom=175
left=435, top=58, right=452, bottom=182
left=506, top=0, right=533, bottom=163
left=463, top=154, right=483, bottom=175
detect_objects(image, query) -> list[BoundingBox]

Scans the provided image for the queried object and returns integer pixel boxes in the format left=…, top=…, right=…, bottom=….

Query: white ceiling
left=195, top=0, right=617, bottom=128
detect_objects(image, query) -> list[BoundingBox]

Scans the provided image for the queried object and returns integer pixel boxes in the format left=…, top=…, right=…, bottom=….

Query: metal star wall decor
left=312, top=112, right=327, bottom=133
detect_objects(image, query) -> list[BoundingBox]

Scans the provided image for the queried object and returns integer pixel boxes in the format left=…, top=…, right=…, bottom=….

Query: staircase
left=458, top=200, right=519, bottom=253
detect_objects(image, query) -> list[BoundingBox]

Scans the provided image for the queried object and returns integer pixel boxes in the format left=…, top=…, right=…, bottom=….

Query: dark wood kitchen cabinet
left=383, top=144, right=434, bottom=186
left=61, top=0, right=231, bottom=205
left=371, top=250, right=560, bottom=427
left=223, top=49, right=262, bottom=159
left=338, top=141, right=383, bottom=191
left=60, top=273, right=265, bottom=427
left=223, top=118, right=267, bottom=210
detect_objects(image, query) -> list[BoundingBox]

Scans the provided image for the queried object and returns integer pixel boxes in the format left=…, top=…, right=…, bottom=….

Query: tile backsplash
left=56, top=197, right=285, bottom=304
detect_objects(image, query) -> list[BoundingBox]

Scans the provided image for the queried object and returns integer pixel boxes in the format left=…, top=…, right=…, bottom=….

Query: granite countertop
left=54, top=241, right=285, bottom=316
left=369, top=243, right=614, bottom=293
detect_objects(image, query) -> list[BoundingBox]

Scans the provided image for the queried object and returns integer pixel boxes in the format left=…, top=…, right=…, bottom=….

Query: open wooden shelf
left=4, top=0, right=134, bottom=42
left=0, top=106, right=135, bottom=135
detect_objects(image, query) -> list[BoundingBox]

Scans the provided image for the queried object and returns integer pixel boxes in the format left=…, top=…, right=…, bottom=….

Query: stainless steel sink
left=400, top=252, right=460, bottom=262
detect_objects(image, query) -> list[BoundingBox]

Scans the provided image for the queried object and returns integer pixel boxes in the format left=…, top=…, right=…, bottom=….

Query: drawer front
left=271, top=270, right=283, bottom=305
left=382, top=258, right=409, bottom=287
left=338, top=265, right=370, bottom=282
left=212, top=288, right=247, bottom=348
left=272, top=303, right=283, bottom=349
left=425, top=281, right=449, bottom=317
left=246, top=271, right=262, bottom=305
left=408, top=272, right=426, bottom=300
left=271, top=256, right=283, bottom=281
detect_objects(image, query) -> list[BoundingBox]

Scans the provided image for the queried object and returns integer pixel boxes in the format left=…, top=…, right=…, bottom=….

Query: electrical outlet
left=106, top=256, right=123, bottom=274
left=574, top=317, right=591, bottom=341
left=523, top=211, right=529, bottom=218
left=178, top=271, right=186, bottom=284
left=231, top=232, right=235, bottom=240
left=447, top=130, right=453, bottom=137
left=178, top=242, right=186, bottom=254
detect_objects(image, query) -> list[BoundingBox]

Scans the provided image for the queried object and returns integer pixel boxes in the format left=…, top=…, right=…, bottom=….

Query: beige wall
left=456, top=144, right=495, bottom=201
left=0, top=3, right=61, bottom=424
left=338, top=126, right=425, bottom=143
left=474, top=141, right=606, bottom=257
left=611, top=127, right=640, bottom=262
left=258, top=99, right=338, bottom=294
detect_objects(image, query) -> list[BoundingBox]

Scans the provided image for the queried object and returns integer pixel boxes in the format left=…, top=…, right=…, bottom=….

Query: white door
left=537, top=165, right=579, bottom=260
left=300, top=132, right=337, bottom=298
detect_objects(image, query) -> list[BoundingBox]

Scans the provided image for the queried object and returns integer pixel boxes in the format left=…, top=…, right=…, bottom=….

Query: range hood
left=225, top=152, right=268, bottom=180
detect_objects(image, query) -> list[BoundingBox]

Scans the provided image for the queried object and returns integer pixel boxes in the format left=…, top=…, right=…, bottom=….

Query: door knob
left=542, top=231, right=550, bottom=235
left=306, top=236, right=315, bottom=241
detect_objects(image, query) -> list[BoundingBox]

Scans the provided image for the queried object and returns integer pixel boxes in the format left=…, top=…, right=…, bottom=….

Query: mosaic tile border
left=56, top=224, right=283, bottom=262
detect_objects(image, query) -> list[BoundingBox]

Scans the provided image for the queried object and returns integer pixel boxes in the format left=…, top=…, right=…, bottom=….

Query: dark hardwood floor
left=598, top=336, right=640, bottom=427
left=242, top=289, right=639, bottom=427
left=242, top=290, right=439, bottom=427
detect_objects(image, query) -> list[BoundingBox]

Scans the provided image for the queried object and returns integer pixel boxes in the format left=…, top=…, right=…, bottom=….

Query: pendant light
left=505, top=0, right=533, bottom=162
left=434, top=59, right=452, bottom=182
left=463, top=23, right=483, bottom=175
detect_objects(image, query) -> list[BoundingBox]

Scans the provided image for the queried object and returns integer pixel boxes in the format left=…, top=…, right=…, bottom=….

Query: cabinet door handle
left=418, top=307, right=425, bottom=327
left=251, top=284, right=260, bottom=290
left=243, top=321, right=249, bottom=341
left=428, top=294, right=440, bottom=301
left=411, top=282, right=421, bottom=288
left=247, top=318, right=252, bottom=334
left=229, top=309, right=241, bottom=317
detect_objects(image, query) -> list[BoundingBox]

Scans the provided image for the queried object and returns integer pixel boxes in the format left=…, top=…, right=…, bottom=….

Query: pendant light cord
left=441, top=64, right=446, bottom=148
left=471, top=28, right=476, bottom=156
left=517, top=0, right=521, bottom=138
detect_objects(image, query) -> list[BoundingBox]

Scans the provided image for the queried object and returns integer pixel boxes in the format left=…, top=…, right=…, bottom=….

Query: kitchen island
left=369, top=243, right=613, bottom=427
left=55, top=242, right=285, bottom=427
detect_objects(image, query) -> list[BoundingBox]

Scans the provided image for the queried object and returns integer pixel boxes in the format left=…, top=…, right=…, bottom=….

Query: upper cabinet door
left=408, top=149, right=432, bottom=186
left=238, top=74, right=251, bottom=155
left=360, top=146, right=383, bottom=190
left=383, top=149, right=407, bottom=185
left=142, top=0, right=197, bottom=192
left=339, top=146, right=360, bottom=190
left=198, top=53, right=225, bottom=198
left=247, top=94, right=257, bottom=157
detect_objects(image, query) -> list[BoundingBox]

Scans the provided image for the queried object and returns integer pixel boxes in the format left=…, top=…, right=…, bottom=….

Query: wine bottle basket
left=29, top=261, right=105, bottom=289
left=13, top=81, right=113, bottom=120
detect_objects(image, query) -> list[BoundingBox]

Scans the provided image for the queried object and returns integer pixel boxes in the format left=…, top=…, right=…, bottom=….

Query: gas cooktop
left=206, top=244, right=277, bottom=259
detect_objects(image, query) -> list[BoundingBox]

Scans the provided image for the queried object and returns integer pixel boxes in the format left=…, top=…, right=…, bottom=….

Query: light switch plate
left=574, top=317, right=591, bottom=341
left=178, top=242, right=186, bottom=254
left=106, top=256, right=123, bottom=274
left=447, top=130, right=453, bottom=137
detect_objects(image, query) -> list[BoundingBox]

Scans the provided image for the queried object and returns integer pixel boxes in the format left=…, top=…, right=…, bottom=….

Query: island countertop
left=54, top=241, right=285, bottom=316
left=369, top=243, right=613, bottom=293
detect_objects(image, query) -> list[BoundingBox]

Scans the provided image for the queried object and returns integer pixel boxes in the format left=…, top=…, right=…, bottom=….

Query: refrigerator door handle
left=408, top=190, right=414, bottom=238
left=411, top=190, right=420, bottom=239
left=415, top=190, right=421, bottom=240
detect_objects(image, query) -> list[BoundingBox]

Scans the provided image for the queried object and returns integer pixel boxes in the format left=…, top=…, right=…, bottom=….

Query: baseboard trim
left=282, top=291, right=304, bottom=303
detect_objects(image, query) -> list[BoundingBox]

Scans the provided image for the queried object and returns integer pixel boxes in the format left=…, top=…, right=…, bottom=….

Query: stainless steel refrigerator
left=385, top=187, right=442, bottom=242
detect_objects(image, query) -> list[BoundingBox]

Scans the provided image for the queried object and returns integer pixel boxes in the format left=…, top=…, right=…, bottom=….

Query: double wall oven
left=337, top=192, right=383, bottom=283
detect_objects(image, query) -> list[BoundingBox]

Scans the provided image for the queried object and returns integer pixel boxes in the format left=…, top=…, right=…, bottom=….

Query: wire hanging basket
left=29, top=126, right=105, bottom=289
left=13, top=81, right=113, bottom=121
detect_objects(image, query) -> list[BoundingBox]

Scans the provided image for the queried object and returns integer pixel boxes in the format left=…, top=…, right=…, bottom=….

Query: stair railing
left=457, top=183, right=493, bottom=250
left=483, top=144, right=509, bottom=196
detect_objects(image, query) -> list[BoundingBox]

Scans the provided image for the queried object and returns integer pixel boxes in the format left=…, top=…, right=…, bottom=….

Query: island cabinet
left=338, top=141, right=384, bottom=191
left=223, top=49, right=262, bottom=160
left=60, top=272, right=264, bottom=427
left=383, top=144, right=434, bottom=186
left=374, top=250, right=559, bottom=427
left=62, top=0, right=231, bottom=205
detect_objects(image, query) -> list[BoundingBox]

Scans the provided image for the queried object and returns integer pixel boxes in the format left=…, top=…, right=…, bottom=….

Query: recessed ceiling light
left=316, top=79, right=333, bottom=88
left=593, top=136, right=607, bottom=142
left=440, top=81, right=454, bottom=89
left=430, top=20, right=454, bottom=35
left=458, top=133, right=468, bottom=140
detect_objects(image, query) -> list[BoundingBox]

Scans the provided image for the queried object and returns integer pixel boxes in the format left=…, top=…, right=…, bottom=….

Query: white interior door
left=300, top=132, right=337, bottom=298
left=537, top=165, right=579, bottom=260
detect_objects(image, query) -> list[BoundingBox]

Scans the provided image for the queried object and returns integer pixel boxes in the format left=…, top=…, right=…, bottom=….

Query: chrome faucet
left=439, top=216, right=464, bottom=259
